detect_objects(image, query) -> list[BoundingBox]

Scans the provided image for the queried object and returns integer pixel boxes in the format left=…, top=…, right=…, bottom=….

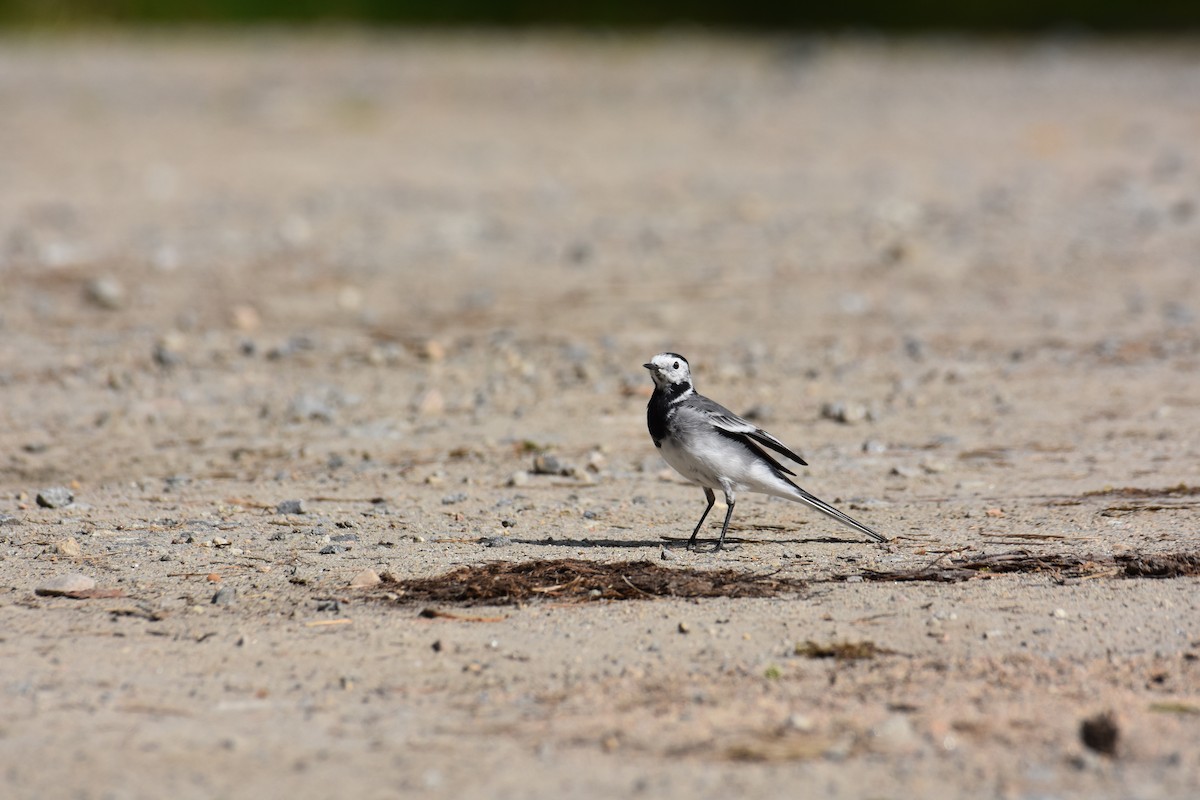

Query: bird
left=644, top=352, right=886, bottom=551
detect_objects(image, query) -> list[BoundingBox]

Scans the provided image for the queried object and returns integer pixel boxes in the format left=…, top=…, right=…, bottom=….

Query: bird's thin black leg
left=714, top=500, right=736, bottom=551
left=687, top=488, right=716, bottom=551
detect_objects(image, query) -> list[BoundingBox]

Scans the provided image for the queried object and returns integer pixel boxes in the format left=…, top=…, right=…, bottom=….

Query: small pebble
left=36, top=487, right=75, bottom=509
left=319, top=544, right=344, bottom=555
left=741, top=404, right=773, bottom=422
left=785, top=713, right=816, bottom=733
left=84, top=277, right=125, bottom=310
left=54, top=537, right=82, bottom=557
left=419, top=339, right=446, bottom=362
left=211, top=586, right=237, bottom=606
left=349, top=569, right=381, bottom=588
left=153, top=332, right=186, bottom=367
left=441, top=492, right=468, bottom=505
left=660, top=546, right=676, bottom=561
left=532, top=454, right=564, bottom=475
left=506, top=470, right=530, bottom=487
left=1081, top=712, right=1119, bottom=756
left=415, top=388, right=445, bottom=416
left=287, top=394, right=334, bottom=422
left=483, top=536, right=511, bottom=548
left=230, top=304, right=261, bottom=332
left=276, top=499, right=306, bottom=515
left=36, top=573, right=96, bottom=596
left=677, top=621, right=690, bottom=634
left=903, top=336, right=927, bottom=361
left=821, top=401, right=868, bottom=425
left=873, top=714, right=919, bottom=753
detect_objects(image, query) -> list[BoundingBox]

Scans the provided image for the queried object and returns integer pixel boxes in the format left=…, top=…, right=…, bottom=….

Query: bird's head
left=643, top=352, right=692, bottom=390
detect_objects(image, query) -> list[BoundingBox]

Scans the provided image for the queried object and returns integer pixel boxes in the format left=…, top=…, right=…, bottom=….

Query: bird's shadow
left=510, top=537, right=660, bottom=549
left=511, top=534, right=864, bottom=549
left=663, top=535, right=866, bottom=547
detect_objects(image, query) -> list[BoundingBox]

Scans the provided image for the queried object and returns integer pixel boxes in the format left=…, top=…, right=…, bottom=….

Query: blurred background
left=1, top=0, right=1198, bottom=483
left=2, top=1, right=1200, bottom=31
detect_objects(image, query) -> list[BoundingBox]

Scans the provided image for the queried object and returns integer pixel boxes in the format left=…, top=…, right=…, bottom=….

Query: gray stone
left=153, top=333, right=186, bottom=367
left=287, top=393, right=335, bottom=422
left=741, top=403, right=774, bottom=423
left=441, top=492, right=468, bottom=505
left=276, top=499, right=306, bottom=515
left=532, top=454, right=565, bottom=475
left=482, top=535, right=511, bottom=548
left=319, top=544, right=344, bottom=555
left=211, top=586, right=237, bottom=606
left=36, top=487, right=74, bottom=508
left=36, top=484, right=74, bottom=510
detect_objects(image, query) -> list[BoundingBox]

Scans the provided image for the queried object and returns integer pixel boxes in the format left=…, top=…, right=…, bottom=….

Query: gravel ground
left=1, top=32, right=1199, bottom=799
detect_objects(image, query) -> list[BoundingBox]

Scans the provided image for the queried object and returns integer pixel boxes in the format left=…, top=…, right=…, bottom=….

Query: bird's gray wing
left=688, top=394, right=810, bottom=468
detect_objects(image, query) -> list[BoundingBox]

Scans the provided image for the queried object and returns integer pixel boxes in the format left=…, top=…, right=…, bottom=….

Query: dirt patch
left=1083, top=484, right=1200, bottom=499
left=847, top=551, right=1200, bottom=583
left=366, top=558, right=809, bottom=605
left=1119, top=553, right=1200, bottom=578
left=793, top=640, right=896, bottom=660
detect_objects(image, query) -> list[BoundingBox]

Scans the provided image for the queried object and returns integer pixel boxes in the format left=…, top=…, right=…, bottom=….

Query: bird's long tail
left=784, top=482, right=888, bottom=542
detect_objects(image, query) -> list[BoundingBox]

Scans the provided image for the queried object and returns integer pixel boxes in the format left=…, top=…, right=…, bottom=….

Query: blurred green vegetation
left=1, top=0, right=1199, bottom=30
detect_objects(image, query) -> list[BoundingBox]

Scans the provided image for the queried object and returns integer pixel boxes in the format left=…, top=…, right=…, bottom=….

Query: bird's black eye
left=673, top=361, right=679, bottom=369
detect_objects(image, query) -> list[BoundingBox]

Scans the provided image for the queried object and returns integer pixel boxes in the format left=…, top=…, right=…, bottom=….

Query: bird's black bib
left=647, top=381, right=691, bottom=447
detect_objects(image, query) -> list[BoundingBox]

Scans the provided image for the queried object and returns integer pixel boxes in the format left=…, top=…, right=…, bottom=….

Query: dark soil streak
left=367, top=558, right=809, bottom=605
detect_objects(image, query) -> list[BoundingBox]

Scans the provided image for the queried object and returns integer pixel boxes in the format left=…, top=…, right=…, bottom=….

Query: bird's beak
left=642, top=363, right=655, bottom=370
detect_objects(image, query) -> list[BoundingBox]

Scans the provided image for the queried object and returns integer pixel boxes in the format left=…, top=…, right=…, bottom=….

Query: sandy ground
left=2, top=31, right=1199, bottom=799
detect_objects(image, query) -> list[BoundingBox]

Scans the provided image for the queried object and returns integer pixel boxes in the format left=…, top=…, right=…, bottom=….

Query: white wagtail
left=644, top=352, right=887, bottom=551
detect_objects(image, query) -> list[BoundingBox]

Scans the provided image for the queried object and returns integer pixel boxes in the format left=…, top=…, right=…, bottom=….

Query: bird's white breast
left=659, top=426, right=799, bottom=499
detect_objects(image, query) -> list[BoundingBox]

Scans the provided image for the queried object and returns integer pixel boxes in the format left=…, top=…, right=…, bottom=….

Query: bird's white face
left=644, top=352, right=692, bottom=389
